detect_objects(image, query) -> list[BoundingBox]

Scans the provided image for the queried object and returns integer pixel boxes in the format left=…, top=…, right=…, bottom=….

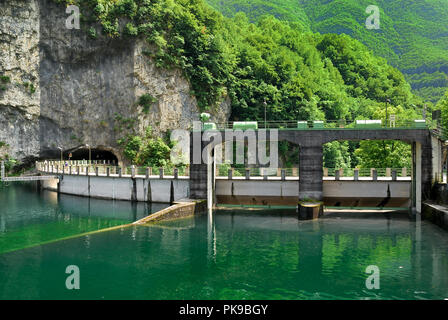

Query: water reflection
left=1, top=186, right=448, bottom=299
left=0, top=183, right=169, bottom=254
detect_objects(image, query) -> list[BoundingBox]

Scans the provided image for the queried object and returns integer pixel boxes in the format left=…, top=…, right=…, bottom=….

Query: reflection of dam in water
left=54, top=191, right=169, bottom=222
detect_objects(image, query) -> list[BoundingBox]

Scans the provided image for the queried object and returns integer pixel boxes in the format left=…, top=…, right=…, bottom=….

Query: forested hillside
left=207, top=0, right=448, bottom=103
left=53, top=0, right=425, bottom=168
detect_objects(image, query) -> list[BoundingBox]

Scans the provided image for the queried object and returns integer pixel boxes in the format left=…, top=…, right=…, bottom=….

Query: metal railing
left=36, top=161, right=190, bottom=179
left=201, top=118, right=440, bottom=131
left=325, top=167, right=411, bottom=178
left=216, top=165, right=413, bottom=180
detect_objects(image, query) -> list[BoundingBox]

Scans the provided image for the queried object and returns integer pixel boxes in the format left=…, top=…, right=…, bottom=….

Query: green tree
left=438, top=90, right=448, bottom=139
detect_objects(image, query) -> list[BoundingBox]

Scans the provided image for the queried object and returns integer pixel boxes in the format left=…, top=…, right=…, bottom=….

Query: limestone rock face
left=0, top=0, right=231, bottom=164
left=0, top=0, right=40, bottom=162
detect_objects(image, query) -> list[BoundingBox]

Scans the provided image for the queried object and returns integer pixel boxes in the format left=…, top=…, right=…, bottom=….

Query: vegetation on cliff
left=207, top=0, right=448, bottom=103
left=439, top=90, right=448, bottom=139
left=55, top=0, right=426, bottom=169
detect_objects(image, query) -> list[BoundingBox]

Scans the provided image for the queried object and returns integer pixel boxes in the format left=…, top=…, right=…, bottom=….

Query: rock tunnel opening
left=64, top=147, right=118, bottom=163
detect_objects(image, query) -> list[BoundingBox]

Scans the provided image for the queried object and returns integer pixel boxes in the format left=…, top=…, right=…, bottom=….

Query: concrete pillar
left=414, top=142, right=422, bottom=213
left=386, top=168, right=391, bottom=177
left=245, top=169, right=250, bottom=180
left=402, top=167, right=407, bottom=177
left=354, top=169, right=359, bottom=181
left=299, top=144, right=323, bottom=200
left=335, top=169, right=340, bottom=181
left=372, top=170, right=378, bottom=181
left=159, top=168, right=164, bottom=179
left=207, top=147, right=215, bottom=211
left=228, top=169, right=232, bottom=180
left=281, top=169, right=286, bottom=181
left=323, top=168, right=328, bottom=177
left=277, top=168, right=281, bottom=177
left=189, top=132, right=210, bottom=200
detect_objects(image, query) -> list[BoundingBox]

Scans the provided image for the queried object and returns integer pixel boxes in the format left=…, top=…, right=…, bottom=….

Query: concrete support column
left=299, top=144, right=323, bottom=200
left=386, top=168, right=391, bottom=177
left=412, top=142, right=422, bottom=213
left=189, top=132, right=208, bottom=199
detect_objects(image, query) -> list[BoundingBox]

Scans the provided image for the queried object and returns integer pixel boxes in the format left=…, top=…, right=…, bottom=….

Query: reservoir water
left=1, top=183, right=448, bottom=299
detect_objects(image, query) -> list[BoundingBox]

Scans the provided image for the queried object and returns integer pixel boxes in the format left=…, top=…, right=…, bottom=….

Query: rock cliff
left=0, top=0, right=230, bottom=165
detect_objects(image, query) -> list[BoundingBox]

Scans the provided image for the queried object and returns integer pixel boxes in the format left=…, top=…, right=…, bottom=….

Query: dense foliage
left=207, top=0, right=448, bottom=103
left=118, top=127, right=173, bottom=167
left=439, top=90, right=448, bottom=139
left=56, top=0, right=427, bottom=168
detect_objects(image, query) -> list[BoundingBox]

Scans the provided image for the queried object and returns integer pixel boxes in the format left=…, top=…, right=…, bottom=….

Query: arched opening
left=64, top=147, right=119, bottom=163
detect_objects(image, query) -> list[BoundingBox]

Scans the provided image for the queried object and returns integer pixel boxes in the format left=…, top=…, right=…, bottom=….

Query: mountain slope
left=206, top=0, right=448, bottom=103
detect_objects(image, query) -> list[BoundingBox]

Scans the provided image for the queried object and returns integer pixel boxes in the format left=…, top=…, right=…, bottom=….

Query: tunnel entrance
left=65, top=147, right=118, bottom=163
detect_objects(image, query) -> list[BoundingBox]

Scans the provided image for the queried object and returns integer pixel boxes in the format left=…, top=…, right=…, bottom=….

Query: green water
left=1, top=184, right=448, bottom=299
left=0, top=183, right=168, bottom=254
